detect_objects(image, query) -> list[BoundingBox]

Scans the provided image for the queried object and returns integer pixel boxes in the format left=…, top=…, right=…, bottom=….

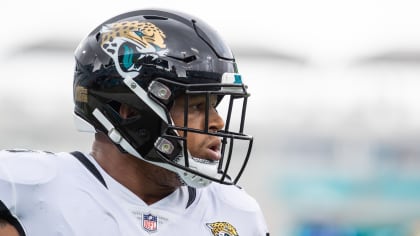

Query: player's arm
left=0, top=219, right=19, bottom=236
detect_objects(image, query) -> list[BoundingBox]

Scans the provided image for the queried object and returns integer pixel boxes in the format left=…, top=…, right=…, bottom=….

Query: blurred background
left=2, top=0, right=420, bottom=235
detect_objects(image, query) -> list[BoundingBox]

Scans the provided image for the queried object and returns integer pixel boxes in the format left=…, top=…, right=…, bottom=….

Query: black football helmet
left=73, top=8, right=253, bottom=188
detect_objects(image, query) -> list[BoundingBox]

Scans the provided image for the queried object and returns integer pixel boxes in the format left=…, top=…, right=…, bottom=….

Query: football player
left=0, top=9, right=269, bottom=236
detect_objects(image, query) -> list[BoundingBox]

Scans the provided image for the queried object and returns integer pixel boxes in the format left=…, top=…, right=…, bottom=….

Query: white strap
left=92, top=109, right=143, bottom=159
left=123, top=77, right=168, bottom=122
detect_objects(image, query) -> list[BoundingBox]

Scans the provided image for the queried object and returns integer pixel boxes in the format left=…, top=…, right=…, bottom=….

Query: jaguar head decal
left=100, top=21, right=168, bottom=78
left=206, top=222, right=239, bottom=236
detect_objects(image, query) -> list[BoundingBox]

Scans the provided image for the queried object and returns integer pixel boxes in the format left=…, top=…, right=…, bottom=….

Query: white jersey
left=0, top=150, right=269, bottom=236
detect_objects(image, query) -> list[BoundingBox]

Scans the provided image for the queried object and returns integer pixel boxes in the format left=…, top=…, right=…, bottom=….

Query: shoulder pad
left=208, top=183, right=261, bottom=212
left=0, top=149, right=58, bottom=185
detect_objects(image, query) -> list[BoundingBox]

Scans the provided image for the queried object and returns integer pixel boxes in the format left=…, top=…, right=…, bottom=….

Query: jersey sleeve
left=0, top=149, right=58, bottom=235
left=0, top=149, right=57, bottom=213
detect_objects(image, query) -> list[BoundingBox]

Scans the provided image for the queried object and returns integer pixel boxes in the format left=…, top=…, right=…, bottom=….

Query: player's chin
left=191, top=149, right=221, bottom=163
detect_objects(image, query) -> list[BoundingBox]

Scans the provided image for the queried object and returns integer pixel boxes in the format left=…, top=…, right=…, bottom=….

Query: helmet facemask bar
left=149, top=77, right=253, bottom=186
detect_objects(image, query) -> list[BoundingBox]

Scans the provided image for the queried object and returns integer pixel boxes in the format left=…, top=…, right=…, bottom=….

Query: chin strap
left=90, top=108, right=216, bottom=189
left=122, top=77, right=168, bottom=122
left=92, top=109, right=142, bottom=158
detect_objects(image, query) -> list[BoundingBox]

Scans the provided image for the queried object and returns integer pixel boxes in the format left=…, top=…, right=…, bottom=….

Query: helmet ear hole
left=108, top=101, right=121, bottom=114
left=119, top=103, right=140, bottom=119
left=95, top=32, right=101, bottom=42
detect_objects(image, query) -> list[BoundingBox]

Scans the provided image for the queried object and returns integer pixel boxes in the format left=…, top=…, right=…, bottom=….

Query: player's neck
left=90, top=133, right=178, bottom=205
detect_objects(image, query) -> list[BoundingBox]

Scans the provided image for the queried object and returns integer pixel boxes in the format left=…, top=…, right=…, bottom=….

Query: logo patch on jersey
left=206, top=221, right=239, bottom=236
left=143, top=213, right=158, bottom=232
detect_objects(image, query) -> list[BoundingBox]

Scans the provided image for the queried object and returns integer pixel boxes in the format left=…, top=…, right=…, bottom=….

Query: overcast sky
left=2, top=0, right=420, bottom=137
left=3, top=0, right=420, bottom=62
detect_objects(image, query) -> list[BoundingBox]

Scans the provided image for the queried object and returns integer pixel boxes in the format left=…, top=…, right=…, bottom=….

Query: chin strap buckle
left=108, top=128, right=122, bottom=144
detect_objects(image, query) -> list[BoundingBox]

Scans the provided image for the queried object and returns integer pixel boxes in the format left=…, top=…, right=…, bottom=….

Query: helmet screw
left=130, top=82, right=137, bottom=89
left=162, top=143, right=171, bottom=152
left=159, top=89, right=167, bottom=97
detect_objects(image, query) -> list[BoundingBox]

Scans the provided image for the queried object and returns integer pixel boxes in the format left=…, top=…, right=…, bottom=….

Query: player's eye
left=188, top=95, right=217, bottom=111
left=189, top=102, right=205, bottom=110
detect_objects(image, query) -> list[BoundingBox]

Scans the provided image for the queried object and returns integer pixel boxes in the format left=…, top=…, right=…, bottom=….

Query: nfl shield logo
left=143, top=213, right=158, bottom=232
